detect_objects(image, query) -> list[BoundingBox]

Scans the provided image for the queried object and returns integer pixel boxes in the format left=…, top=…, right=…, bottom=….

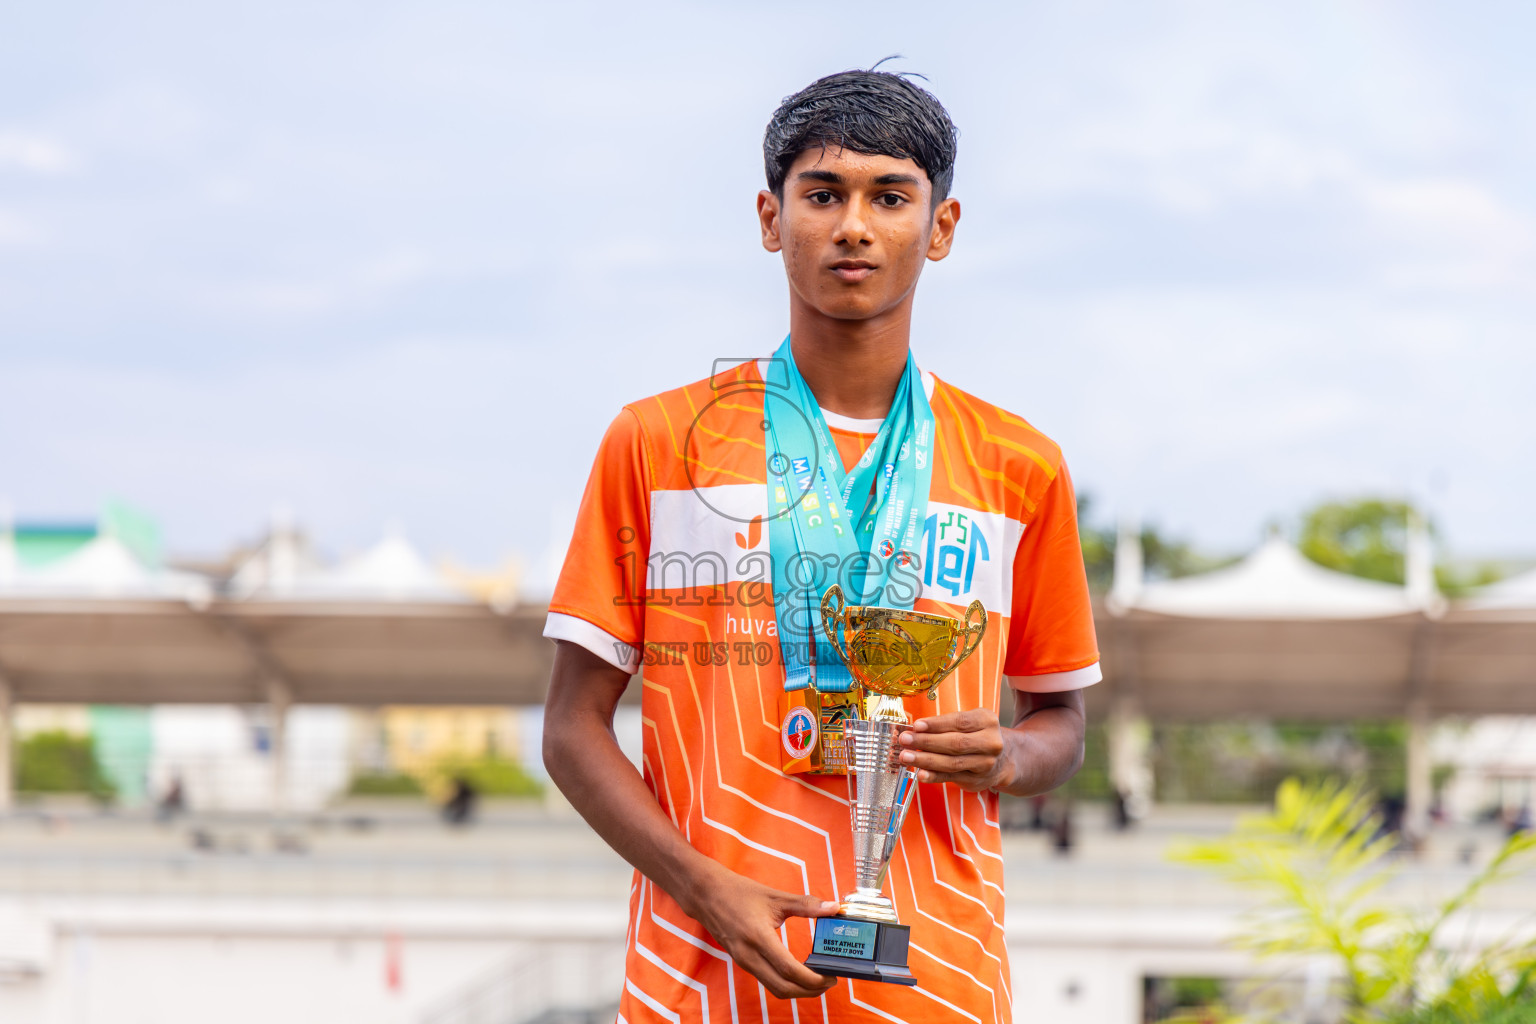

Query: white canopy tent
left=0, top=534, right=212, bottom=606
left=231, top=525, right=467, bottom=604
left=1100, top=520, right=1448, bottom=829
left=1111, top=534, right=1434, bottom=619
left=0, top=529, right=14, bottom=586
left=1462, top=567, right=1536, bottom=617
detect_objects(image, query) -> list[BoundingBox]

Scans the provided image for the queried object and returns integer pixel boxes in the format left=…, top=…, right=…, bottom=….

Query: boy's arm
left=542, top=640, right=837, bottom=1000
left=897, top=689, right=1086, bottom=796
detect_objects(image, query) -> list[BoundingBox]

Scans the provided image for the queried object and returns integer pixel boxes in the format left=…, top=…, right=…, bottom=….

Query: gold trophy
left=802, top=583, right=986, bottom=985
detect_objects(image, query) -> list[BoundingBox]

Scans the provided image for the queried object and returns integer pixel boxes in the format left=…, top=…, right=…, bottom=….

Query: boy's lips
left=830, top=259, right=876, bottom=283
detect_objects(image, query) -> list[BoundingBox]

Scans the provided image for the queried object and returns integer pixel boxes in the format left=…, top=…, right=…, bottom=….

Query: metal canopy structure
left=1092, top=613, right=1426, bottom=721
left=3, top=599, right=1523, bottom=716
left=1093, top=609, right=1536, bottom=721
left=0, top=525, right=558, bottom=810
left=0, top=525, right=554, bottom=706
left=0, top=598, right=554, bottom=706
left=0, top=518, right=1533, bottom=823
left=0, top=595, right=561, bottom=811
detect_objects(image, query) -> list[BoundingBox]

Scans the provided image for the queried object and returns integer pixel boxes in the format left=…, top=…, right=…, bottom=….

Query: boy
left=543, top=69, right=1100, bottom=1023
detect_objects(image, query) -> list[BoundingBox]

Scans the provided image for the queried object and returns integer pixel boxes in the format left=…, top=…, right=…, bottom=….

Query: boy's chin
left=806, top=294, right=901, bottom=323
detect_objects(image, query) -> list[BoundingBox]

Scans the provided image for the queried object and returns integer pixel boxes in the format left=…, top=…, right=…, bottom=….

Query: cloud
left=2, top=0, right=1535, bottom=561
left=0, top=209, right=40, bottom=247
left=0, top=131, right=77, bottom=175
left=1359, top=176, right=1532, bottom=290
left=197, top=246, right=437, bottom=316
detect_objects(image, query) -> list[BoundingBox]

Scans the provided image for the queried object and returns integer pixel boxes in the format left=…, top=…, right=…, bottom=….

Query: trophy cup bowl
left=803, top=584, right=988, bottom=986
left=819, top=584, right=987, bottom=700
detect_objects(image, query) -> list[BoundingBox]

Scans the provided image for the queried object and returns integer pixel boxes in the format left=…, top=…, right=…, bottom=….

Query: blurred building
left=1436, top=716, right=1536, bottom=821
left=379, top=706, right=522, bottom=776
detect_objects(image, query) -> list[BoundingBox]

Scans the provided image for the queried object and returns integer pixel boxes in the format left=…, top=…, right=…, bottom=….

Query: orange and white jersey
left=546, top=360, right=1100, bottom=1024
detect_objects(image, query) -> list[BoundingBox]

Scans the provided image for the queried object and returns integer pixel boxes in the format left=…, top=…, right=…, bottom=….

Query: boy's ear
left=926, top=197, right=961, bottom=262
left=758, top=191, right=783, bottom=253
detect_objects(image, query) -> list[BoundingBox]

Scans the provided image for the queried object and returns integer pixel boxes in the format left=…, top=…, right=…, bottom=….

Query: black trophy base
left=804, top=915, right=915, bottom=986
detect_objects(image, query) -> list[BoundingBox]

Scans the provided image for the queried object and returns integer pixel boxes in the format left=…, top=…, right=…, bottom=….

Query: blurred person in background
left=156, top=771, right=186, bottom=823
left=542, top=67, right=1099, bottom=1022
left=442, top=775, right=478, bottom=827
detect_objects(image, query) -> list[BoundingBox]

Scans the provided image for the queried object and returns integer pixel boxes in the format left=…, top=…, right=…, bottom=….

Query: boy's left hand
left=897, top=709, right=1013, bottom=793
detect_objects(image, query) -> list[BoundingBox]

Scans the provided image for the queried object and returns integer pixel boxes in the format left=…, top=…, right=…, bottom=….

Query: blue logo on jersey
left=922, top=512, right=990, bottom=598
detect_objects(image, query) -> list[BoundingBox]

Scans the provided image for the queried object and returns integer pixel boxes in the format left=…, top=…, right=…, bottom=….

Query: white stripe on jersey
left=646, top=487, right=1023, bottom=617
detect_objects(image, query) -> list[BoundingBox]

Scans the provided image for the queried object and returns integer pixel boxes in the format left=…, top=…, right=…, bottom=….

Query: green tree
left=347, top=771, right=425, bottom=796
left=16, top=730, right=117, bottom=802
left=1077, top=494, right=1116, bottom=593
left=1151, top=721, right=1407, bottom=804
left=1299, top=498, right=1415, bottom=585
left=1298, top=497, right=1505, bottom=597
left=433, top=753, right=543, bottom=797
left=1173, top=778, right=1536, bottom=1023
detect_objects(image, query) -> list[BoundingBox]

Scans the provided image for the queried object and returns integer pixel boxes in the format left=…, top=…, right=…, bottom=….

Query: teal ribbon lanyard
left=763, top=337, right=935, bottom=693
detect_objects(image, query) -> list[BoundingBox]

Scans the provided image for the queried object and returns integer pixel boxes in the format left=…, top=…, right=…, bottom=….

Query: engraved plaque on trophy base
left=804, top=916, right=915, bottom=986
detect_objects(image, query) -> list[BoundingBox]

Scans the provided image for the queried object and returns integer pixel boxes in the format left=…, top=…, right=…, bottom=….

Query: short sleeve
left=544, top=408, right=651, bottom=674
left=1003, top=462, right=1101, bottom=693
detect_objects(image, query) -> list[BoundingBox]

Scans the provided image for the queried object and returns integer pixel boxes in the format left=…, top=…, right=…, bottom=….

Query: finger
left=733, top=946, right=822, bottom=1000
left=734, top=945, right=829, bottom=1000
left=911, top=708, right=996, bottom=734
left=901, top=730, right=1001, bottom=756
left=751, top=931, right=837, bottom=997
left=917, top=769, right=993, bottom=791
left=901, top=751, right=998, bottom=774
left=775, top=893, right=841, bottom=920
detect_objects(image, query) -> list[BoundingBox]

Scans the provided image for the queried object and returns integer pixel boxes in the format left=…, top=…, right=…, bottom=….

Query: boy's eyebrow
left=796, top=169, right=845, bottom=185
left=795, top=170, right=924, bottom=188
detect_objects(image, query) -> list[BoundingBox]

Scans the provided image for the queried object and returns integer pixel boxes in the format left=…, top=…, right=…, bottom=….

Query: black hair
left=763, top=67, right=959, bottom=202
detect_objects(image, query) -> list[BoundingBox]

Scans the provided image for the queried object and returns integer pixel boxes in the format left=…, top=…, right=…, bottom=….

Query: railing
left=0, top=849, right=633, bottom=901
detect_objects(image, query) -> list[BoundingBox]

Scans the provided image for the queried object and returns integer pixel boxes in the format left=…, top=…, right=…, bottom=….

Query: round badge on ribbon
left=781, top=705, right=819, bottom=759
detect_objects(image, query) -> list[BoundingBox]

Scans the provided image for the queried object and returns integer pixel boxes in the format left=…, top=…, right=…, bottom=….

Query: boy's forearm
left=995, top=702, right=1086, bottom=798
left=543, top=644, right=723, bottom=915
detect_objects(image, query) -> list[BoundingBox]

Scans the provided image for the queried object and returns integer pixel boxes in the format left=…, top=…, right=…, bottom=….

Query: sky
left=2, top=1, right=1534, bottom=590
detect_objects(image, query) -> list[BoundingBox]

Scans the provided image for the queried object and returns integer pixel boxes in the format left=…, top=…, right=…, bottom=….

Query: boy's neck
left=788, top=302, right=913, bottom=422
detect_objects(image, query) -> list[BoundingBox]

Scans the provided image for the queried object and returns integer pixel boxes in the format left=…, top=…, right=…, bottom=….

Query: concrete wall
left=0, top=898, right=626, bottom=1024
left=0, top=896, right=1265, bottom=1024
left=1, top=890, right=1528, bottom=1023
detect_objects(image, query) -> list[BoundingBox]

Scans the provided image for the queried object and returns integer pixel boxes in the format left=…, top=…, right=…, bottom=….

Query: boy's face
left=758, top=147, right=959, bottom=324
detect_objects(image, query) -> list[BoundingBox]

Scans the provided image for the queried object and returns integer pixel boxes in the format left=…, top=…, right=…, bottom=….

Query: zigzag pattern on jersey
left=598, top=363, right=1073, bottom=1024
left=617, top=590, right=1014, bottom=1024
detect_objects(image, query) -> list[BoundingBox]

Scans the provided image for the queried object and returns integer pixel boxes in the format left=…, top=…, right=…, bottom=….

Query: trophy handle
left=819, top=584, right=851, bottom=692
left=925, top=600, right=988, bottom=700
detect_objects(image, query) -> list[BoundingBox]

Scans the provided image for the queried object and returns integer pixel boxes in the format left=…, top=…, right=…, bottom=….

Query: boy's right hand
left=684, top=864, right=839, bottom=1000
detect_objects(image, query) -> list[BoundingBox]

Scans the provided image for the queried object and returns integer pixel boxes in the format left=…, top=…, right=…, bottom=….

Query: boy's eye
left=875, top=194, right=905, bottom=207
left=809, top=191, right=835, bottom=204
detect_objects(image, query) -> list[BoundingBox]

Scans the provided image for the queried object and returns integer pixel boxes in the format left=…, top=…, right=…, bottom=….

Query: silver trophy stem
left=840, top=718, right=919, bottom=924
